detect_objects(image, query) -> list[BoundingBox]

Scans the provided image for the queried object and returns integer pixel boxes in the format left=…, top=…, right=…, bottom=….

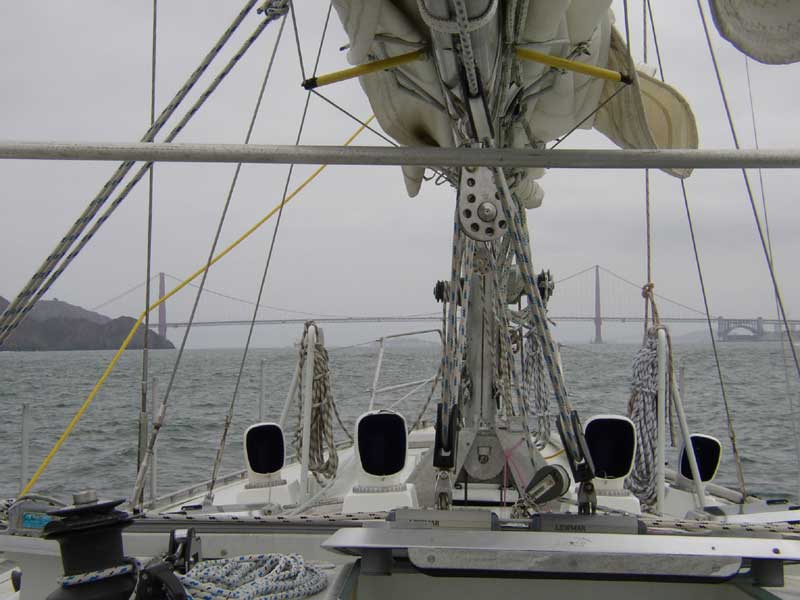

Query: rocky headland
left=0, top=296, right=174, bottom=351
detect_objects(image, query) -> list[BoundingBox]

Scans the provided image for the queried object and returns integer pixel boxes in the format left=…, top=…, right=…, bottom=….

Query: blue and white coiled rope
left=58, top=559, right=140, bottom=587
left=57, top=553, right=326, bottom=599
left=177, top=553, right=327, bottom=600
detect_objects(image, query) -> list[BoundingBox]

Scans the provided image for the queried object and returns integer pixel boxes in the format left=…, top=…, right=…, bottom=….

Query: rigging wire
left=0, top=0, right=262, bottom=346
left=622, top=0, right=631, bottom=51
left=205, top=2, right=335, bottom=501
left=137, top=0, right=159, bottom=501
left=694, top=0, right=800, bottom=386
left=645, top=0, right=665, bottom=80
left=744, top=56, right=800, bottom=497
left=646, top=0, right=748, bottom=499
left=642, top=0, right=652, bottom=337
left=680, top=180, right=747, bottom=499
left=744, top=58, right=772, bottom=256
left=549, top=84, right=627, bottom=149
left=132, top=7, right=290, bottom=509
left=311, top=90, right=396, bottom=146
left=289, top=0, right=307, bottom=81
left=310, top=90, right=456, bottom=186
left=29, top=12, right=283, bottom=338
left=22, top=115, right=373, bottom=500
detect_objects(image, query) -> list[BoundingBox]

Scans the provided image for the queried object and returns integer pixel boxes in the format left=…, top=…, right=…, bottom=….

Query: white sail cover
left=709, top=0, right=800, bottom=65
left=332, top=0, right=698, bottom=203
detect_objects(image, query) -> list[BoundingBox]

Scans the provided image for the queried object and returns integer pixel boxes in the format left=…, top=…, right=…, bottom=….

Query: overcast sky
left=0, top=1, right=798, bottom=347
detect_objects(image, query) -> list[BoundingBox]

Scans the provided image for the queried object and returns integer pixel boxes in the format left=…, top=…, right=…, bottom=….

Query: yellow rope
left=19, top=116, right=375, bottom=496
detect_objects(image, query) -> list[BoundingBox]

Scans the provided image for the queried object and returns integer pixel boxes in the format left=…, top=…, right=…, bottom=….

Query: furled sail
left=331, top=0, right=698, bottom=205
left=709, top=0, right=800, bottom=65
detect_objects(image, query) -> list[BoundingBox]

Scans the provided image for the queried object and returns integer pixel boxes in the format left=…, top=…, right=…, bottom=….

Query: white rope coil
left=626, top=329, right=660, bottom=510
left=292, top=322, right=350, bottom=482
left=177, top=553, right=327, bottom=600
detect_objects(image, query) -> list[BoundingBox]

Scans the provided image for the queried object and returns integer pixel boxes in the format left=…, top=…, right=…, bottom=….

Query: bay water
left=0, top=340, right=798, bottom=502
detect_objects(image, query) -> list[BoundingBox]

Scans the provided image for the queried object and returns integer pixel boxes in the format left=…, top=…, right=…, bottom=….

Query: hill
left=0, top=296, right=173, bottom=351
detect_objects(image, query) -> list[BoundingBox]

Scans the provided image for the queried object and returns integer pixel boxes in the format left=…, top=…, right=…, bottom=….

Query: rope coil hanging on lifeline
left=627, top=284, right=676, bottom=510
left=292, top=322, right=351, bottom=483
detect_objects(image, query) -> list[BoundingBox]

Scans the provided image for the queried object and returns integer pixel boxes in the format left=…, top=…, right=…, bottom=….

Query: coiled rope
left=626, top=328, right=661, bottom=510
left=292, top=323, right=351, bottom=483
left=627, top=284, right=678, bottom=510
left=177, top=554, right=327, bottom=600
left=58, top=560, right=140, bottom=588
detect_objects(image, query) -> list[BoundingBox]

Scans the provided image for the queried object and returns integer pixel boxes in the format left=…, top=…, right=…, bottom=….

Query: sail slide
left=331, top=0, right=698, bottom=204
left=709, top=0, right=800, bottom=65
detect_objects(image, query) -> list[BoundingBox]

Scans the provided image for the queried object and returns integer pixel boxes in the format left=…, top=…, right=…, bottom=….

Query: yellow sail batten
left=18, top=116, right=376, bottom=497
left=514, top=47, right=632, bottom=84
left=303, top=48, right=427, bottom=90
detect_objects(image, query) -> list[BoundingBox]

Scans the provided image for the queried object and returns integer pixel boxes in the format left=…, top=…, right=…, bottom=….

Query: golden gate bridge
left=93, top=266, right=800, bottom=343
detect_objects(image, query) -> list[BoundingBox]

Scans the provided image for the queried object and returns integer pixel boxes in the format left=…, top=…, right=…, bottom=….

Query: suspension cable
left=205, top=2, right=334, bottom=502
left=132, top=8, right=290, bottom=509
left=0, top=0, right=262, bottom=346
left=554, top=265, right=596, bottom=285
left=163, top=274, right=356, bottom=318
left=91, top=276, right=157, bottom=311
left=598, top=266, right=705, bottom=315
left=694, top=0, right=800, bottom=385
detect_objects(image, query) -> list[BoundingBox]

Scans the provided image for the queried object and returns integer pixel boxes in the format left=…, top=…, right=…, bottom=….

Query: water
left=0, top=341, right=798, bottom=502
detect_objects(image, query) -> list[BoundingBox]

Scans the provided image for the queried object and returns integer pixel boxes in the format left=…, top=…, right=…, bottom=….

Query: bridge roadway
left=164, top=316, right=800, bottom=328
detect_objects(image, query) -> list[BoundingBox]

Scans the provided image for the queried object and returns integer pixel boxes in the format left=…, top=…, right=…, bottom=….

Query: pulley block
left=458, top=166, right=507, bottom=242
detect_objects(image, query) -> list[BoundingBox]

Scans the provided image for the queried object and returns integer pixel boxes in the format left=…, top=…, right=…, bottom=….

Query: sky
left=0, top=1, right=799, bottom=348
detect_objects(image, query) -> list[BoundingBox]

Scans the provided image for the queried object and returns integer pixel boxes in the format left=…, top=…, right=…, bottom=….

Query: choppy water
left=0, top=341, right=798, bottom=502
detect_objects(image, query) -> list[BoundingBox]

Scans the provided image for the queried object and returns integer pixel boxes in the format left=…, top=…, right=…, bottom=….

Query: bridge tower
left=158, top=272, right=167, bottom=338
left=593, top=265, right=603, bottom=344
